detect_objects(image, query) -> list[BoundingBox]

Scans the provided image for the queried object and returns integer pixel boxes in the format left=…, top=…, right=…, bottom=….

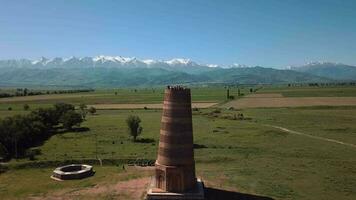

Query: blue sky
left=0, top=0, right=356, bottom=67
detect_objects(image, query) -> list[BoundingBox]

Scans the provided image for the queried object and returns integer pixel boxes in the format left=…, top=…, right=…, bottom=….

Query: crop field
left=0, top=87, right=241, bottom=105
left=0, top=85, right=355, bottom=200
left=258, top=86, right=356, bottom=97
left=224, top=94, right=356, bottom=108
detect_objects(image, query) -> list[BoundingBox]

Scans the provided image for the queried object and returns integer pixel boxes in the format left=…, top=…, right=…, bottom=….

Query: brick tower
left=146, top=86, right=204, bottom=200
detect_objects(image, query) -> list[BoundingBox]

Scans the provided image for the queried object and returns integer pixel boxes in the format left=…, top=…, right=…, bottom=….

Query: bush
left=88, top=106, right=97, bottom=115
left=212, top=109, right=221, bottom=114
left=79, top=103, right=88, bottom=119
left=23, top=104, right=30, bottom=111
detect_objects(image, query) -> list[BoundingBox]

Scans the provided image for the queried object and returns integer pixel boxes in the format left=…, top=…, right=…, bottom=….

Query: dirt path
left=89, top=102, right=217, bottom=109
left=246, top=93, right=284, bottom=98
left=265, top=124, right=356, bottom=149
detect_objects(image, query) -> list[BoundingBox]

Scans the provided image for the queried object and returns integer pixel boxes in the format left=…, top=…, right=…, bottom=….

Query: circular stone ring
left=51, top=164, right=95, bottom=180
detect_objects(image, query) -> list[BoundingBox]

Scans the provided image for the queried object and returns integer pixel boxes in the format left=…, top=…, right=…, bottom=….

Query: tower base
left=146, top=178, right=205, bottom=200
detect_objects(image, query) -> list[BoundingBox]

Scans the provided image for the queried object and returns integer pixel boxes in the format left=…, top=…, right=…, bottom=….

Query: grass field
left=258, top=86, right=356, bottom=97
left=224, top=95, right=356, bottom=108
left=0, top=87, right=242, bottom=105
left=0, top=85, right=356, bottom=200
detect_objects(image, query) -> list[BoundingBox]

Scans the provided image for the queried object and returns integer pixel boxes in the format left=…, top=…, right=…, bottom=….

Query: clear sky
left=1, top=0, right=356, bottom=67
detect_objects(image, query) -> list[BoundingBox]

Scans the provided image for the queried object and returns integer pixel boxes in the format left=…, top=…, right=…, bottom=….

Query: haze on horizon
left=1, top=0, right=356, bottom=68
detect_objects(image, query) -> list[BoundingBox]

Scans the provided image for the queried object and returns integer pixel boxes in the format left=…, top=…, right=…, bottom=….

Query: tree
left=30, top=108, right=59, bottom=130
left=59, top=110, right=83, bottom=130
left=79, top=103, right=87, bottom=120
left=54, top=103, right=75, bottom=118
left=126, top=115, right=143, bottom=142
left=88, top=106, right=96, bottom=115
left=23, top=104, right=30, bottom=111
left=0, top=142, right=9, bottom=160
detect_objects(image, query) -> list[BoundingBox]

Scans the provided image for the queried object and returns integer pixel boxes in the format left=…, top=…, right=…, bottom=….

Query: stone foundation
left=51, top=164, right=94, bottom=180
left=146, top=178, right=205, bottom=200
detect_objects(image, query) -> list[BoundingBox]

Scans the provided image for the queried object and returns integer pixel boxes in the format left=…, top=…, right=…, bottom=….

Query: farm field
left=0, top=87, right=240, bottom=105
left=224, top=94, right=356, bottom=108
left=0, top=87, right=239, bottom=112
left=258, top=86, right=356, bottom=97
left=0, top=86, right=356, bottom=200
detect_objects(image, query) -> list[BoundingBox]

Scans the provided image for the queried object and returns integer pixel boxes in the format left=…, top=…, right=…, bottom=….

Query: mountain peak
left=166, top=58, right=194, bottom=65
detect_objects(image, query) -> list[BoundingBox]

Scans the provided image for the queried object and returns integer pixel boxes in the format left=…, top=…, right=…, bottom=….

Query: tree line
left=0, top=103, right=85, bottom=161
left=0, top=88, right=94, bottom=99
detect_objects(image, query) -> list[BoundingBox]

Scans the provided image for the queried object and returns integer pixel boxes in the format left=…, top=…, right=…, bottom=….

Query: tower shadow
left=205, top=187, right=275, bottom=200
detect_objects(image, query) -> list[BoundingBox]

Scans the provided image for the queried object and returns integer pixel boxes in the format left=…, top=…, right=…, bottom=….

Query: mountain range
left=290, top=62, right=356, bottom=81
left=0, top=56, right=355, bottom=88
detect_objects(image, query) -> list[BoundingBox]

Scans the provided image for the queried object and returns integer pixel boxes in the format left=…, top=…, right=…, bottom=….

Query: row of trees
left=288, top=82, right=356, bottom=87
left=0, top=88, right=94, bottom=99
left=0, top=103, right=85, bottom=160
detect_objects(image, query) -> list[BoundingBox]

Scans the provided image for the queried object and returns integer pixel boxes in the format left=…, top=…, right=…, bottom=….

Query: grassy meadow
left=0, top=85, right=355, bottom=200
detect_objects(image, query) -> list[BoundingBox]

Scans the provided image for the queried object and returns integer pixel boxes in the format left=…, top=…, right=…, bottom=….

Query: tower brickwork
left=155, top=86, right=196, bottom=192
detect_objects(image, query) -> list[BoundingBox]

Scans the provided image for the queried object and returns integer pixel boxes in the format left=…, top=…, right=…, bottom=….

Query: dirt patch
left=89, top=102, right=217, bottom=109
left=30, top=177, right=151, bottom=200
left=30, top=167, right=154, bottom=200
left=246, top=93, right=284, bottom=98
left=224, top=97, right=356, bottom=108
left=72, top=177, right=151, bottom=199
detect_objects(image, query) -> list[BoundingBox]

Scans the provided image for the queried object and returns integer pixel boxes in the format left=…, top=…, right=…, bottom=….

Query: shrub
left=23, top=104, right=30, bottom=111
left=79, top=103, right=88, bottom=119
left=88, top=106, right=97, bottom=115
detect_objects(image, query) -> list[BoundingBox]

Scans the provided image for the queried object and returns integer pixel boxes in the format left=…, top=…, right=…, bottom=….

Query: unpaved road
left=266, top=124, right=356, bottom=149
left=89, top=102, right=217, bottom=109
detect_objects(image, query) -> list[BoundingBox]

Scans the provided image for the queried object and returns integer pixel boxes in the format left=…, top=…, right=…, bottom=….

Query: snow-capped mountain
left=230, top=63, right=249, bottom=68
left=0, top=56, right=214, bottom=69
left=0, top=57, right=338, bottom=88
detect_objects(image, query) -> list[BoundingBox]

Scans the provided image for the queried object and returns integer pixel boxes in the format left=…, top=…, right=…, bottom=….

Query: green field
left=0, top=86, right=356, bottom=200
left=259, top=86, right=356, bottom=97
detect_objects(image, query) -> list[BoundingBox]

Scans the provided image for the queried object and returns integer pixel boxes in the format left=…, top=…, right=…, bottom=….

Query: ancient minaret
left=155, top=86, right=196, bottom=192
